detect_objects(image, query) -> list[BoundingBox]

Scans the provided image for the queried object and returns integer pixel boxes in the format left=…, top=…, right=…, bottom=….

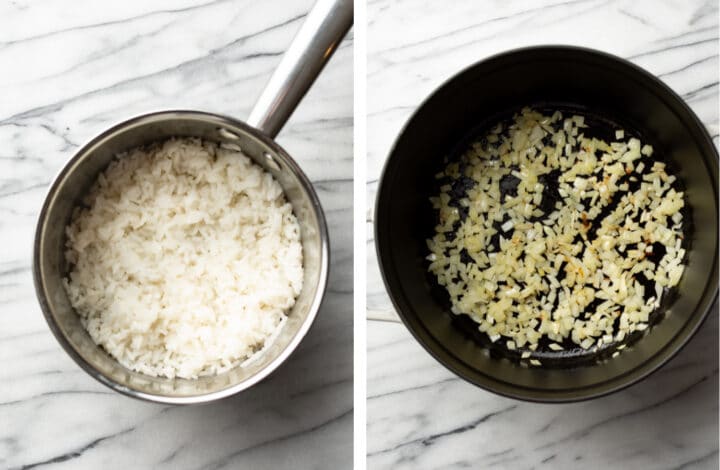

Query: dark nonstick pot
left=375, top=46, right=718, bottom=402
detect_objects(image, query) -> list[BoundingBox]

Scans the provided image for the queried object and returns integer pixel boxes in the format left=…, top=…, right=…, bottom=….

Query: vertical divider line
left=352, top=0, right=368, bottom=467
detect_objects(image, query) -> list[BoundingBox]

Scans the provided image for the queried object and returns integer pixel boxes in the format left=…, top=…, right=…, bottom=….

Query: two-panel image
left=2, top=0, right=717, bottom=469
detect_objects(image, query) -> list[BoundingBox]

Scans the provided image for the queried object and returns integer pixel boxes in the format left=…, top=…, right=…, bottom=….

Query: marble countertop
left=366, top=0, right=718, bottom=468
left=0, top=1, right=352, bottom=469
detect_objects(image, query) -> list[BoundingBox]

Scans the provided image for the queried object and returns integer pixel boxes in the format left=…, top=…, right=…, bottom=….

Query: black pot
left=374, top=46, right=718, bottom=402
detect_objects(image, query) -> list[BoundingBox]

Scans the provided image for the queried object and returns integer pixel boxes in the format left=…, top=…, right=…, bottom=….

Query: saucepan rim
left=33, top=110, right=330, bottom=404
left=374, top=45, right=719, bottom=402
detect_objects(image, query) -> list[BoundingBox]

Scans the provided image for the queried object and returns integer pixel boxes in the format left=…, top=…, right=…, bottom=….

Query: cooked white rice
left=63, top=138, right=303, bottom=379
left=427, top=108, right=686, bottom=364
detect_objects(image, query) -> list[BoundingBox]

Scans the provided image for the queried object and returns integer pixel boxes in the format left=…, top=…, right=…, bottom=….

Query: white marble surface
left=0, top=1, right=352, bottom=469
left=367, top=0, right=718, bottom=468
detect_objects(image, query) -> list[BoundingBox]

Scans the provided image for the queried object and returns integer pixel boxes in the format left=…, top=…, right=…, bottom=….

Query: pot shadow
left=144, top=289, right=353, bottom=468
left=146, top=206, right=355, bottom=467
left=530, top=299, right=718, bottom=466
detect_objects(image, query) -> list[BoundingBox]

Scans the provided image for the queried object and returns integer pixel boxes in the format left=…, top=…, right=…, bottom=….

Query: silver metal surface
left=34, top=112, right=329, bottom=404
left=32, top=0, right=353, bottom=404
left=247, top=0, right=353, bottom=138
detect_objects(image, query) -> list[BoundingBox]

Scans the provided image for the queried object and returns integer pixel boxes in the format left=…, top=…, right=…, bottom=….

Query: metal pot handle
left=247, top=0, right=353, bottom=138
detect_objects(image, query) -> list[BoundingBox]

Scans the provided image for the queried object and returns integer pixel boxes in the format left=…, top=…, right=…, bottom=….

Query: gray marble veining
left=366, top=0, right=718, bottom=468
left=0, top=1, right=352, bottom=469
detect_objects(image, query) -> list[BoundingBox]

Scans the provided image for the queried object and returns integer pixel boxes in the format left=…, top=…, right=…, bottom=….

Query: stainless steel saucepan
left=33, top=0, right=352, bottom=404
